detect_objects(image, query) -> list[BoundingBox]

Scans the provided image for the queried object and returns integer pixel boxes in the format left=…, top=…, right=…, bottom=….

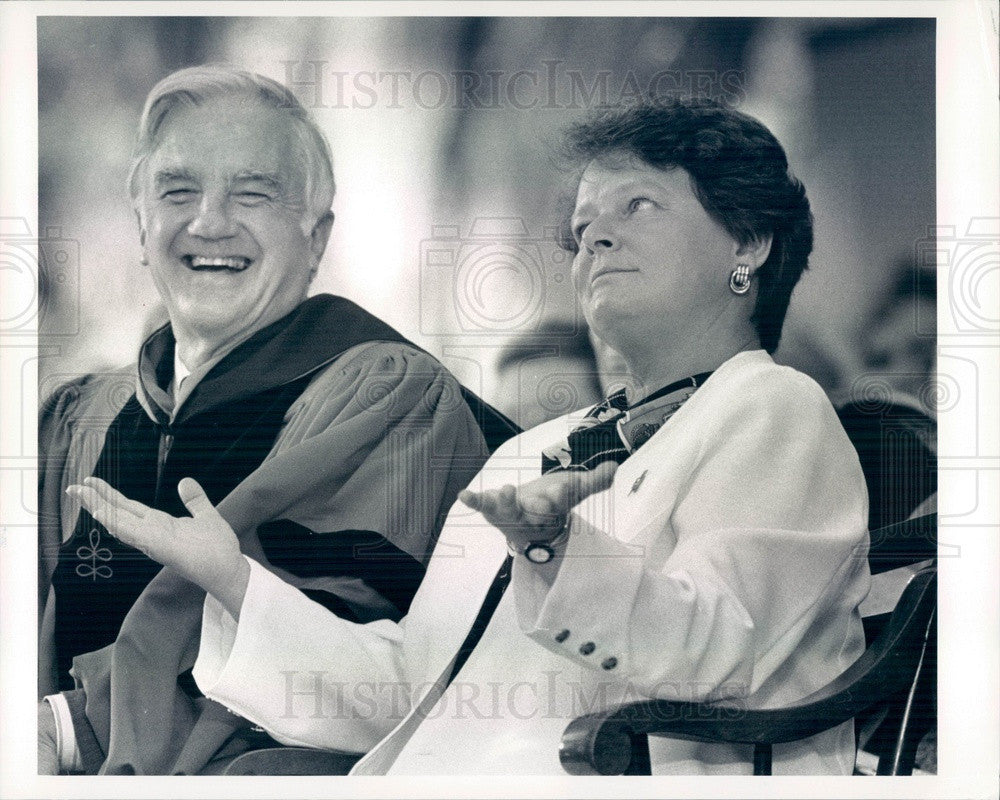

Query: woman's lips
left=590, top=268, right=637, bottom=284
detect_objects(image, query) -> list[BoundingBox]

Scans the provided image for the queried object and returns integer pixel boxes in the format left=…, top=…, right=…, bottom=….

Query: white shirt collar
left=172, top=350, right=192, bottom=401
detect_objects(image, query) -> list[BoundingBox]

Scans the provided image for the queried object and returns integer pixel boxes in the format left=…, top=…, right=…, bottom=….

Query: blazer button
left=579, top=642, right=596, bottom=655
left=554, top=629, right=570, bottom=643
left=601, top=657, right=618, bottom=670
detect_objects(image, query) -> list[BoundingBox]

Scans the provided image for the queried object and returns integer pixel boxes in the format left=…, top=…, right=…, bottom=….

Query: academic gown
left=37, top=294, right=510, bottom=775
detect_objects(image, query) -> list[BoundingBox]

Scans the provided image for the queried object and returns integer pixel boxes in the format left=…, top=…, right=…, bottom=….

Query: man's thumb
left=177, top=477, right=218, bottom=519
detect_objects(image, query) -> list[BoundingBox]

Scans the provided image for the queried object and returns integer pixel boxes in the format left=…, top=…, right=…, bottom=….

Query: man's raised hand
left=66, top=477, right=250, bottom=617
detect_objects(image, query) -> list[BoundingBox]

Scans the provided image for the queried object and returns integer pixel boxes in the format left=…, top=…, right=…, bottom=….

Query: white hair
left=128, top=63, right=335, bottom=231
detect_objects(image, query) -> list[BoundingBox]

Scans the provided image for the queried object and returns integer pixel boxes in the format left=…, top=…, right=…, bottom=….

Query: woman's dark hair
left=561, top=98, right=813, bottom=354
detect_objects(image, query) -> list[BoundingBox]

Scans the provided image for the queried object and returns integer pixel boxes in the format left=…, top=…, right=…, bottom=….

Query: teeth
left=189, top=256, right=249, bottom=270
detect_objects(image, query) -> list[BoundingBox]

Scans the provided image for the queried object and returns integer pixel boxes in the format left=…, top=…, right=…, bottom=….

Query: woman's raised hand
left=459, top=461, right=616, bottom=554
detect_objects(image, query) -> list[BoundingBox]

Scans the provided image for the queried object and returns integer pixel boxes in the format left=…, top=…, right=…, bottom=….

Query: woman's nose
left=581, top=215, right=619, bottom=254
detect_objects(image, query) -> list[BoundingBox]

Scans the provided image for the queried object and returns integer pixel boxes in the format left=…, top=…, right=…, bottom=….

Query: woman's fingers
left=569, top=461, right=618, bottom=504
left=461, top=485, right=525, bottom=525
left=458, top=488, right=484, bottom=512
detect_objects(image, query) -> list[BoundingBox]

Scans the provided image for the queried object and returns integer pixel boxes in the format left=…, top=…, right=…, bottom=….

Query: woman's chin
left=586, top=300, right=639, bottom=347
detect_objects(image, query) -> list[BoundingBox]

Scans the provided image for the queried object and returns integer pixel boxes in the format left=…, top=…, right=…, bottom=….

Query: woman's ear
left=736, top=234, right=773, bottom=272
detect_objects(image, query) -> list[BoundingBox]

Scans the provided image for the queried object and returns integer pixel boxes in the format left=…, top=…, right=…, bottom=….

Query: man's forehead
left=147, top=97, right=301, bottom=177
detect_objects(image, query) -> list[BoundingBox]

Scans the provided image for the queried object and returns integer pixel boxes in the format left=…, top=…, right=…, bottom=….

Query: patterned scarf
left=541, top=371, right=713, bottom=474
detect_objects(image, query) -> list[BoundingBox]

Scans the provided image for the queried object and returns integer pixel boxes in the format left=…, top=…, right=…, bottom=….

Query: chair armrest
left=560, top=566, right=936, bottom=775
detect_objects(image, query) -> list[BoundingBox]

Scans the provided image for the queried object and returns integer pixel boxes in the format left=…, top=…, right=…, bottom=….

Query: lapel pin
left=630, top=470, right=648, bottom=494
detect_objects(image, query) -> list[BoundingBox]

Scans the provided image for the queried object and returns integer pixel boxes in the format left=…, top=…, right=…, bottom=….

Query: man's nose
left=581, top=215, right=619, bottom=254
left=187, top=192, right=238, bottom=239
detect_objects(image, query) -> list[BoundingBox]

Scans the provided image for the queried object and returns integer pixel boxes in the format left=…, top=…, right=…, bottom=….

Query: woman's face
left=570, top=156, right=743, bottom=352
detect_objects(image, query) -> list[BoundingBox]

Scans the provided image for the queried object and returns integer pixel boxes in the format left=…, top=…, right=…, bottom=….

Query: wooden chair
left=559, top=513, right=938, bottom=776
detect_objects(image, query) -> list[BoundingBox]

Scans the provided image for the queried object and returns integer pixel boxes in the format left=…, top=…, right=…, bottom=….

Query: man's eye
left=235, top=192, right=271, bottom=206
left=162, top=189, right=195, bottom=203
left=628, top=197, right=655, bottom=213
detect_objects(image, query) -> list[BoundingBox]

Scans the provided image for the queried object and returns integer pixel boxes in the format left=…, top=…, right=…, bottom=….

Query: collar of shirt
left=172, top=350, right=191, bottom=401
left=166, top=347, right=237, bottom=422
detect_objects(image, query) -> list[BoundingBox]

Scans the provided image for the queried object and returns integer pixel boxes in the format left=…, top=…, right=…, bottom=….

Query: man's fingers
left=177, top=477, right=219, bottom=520
left=80, top=476, right=148, bottom=520
left=67, top=484, right=145, bottom=549
left=584, top=460, right=618, bottom=493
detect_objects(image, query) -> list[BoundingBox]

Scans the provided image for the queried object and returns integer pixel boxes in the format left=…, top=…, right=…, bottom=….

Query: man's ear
left=309, top=211, right=335, bottom=263
left=735, top=234, right=773, bottom=272
left=134, top=209, right=150, bottom=265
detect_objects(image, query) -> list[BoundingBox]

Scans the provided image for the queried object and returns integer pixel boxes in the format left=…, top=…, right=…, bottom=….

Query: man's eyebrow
left=230, top=171, right=284, bottom=190
left=153, top=169, right=198, bottom=186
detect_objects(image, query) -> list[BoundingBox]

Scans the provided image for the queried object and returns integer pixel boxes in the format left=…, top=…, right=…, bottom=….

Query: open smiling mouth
left=184, top=255, right=252, bottom=272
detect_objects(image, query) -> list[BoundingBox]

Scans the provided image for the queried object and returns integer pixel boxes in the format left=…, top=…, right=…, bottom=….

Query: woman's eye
left=628, top=197, right=655, bottom=213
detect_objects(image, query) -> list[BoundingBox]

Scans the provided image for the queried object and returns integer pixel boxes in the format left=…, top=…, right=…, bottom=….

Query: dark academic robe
left=37, top=294, right=516, bottom=774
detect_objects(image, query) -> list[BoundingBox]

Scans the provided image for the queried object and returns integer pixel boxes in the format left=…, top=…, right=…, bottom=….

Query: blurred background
left=36, top=15, right=936, bottom=426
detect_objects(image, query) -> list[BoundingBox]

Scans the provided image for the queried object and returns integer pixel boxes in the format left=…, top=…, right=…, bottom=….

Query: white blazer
left=194, top=350, right=871, bottom=775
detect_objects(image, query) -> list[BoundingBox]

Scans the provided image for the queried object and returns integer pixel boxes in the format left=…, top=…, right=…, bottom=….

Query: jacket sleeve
left=220, top=341, right=489, bottom=623
left=194, top=557, right=411, bottom=752
left=511, top=370, right=870, bottom=702
left=194, top=342, right=489, bottom=751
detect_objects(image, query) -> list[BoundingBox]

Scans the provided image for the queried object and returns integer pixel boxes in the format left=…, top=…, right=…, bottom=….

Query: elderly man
left=37, top=64, right=511, bottom=775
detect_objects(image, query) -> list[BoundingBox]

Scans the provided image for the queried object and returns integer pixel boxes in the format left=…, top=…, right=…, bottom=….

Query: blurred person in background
left=73, top=98, right=870, bottom=775
left=836, top=259, right=937, bottom=532
left=493, top=320, right=603, bottom=430
left=839, top=259, right=937, bottom=773
left=38, top=64, right=511, bottom=775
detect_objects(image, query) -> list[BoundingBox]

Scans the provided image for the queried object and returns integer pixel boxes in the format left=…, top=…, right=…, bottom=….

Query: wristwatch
left=523, top=541, right=557, bottom=564
left=516, top=521, right=571, bottom=564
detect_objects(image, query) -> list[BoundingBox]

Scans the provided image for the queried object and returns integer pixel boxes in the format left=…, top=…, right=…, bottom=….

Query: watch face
left=525, top=543, right=554, bottom=564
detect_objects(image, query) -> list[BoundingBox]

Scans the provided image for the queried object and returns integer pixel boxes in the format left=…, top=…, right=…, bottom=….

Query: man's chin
left=170, top=303, right=258, bottom=343
left=168, top=295, right=302, bottom=348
